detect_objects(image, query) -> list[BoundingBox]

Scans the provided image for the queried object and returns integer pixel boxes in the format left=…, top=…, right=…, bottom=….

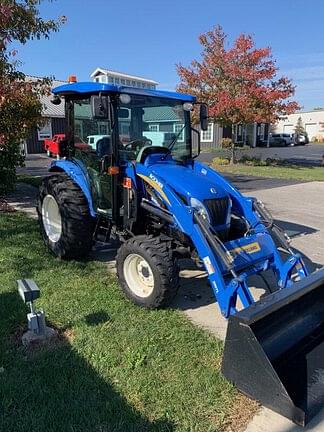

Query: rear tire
left=116, top=235, right=179, bottom=308
left=37, top=174, right=95, bottom=259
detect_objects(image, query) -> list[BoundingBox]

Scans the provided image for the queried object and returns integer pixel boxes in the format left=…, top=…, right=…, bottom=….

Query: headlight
left=190, top=198, right=210, bottom=222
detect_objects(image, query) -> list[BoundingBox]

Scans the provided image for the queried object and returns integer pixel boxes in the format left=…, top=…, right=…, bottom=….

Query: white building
left=90, top=67, right=158, bottom=90
left=275, top=109, right=324, bottom=141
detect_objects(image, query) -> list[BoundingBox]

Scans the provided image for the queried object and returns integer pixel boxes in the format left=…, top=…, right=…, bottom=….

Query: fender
left=49, top=159, right=96, bottom=217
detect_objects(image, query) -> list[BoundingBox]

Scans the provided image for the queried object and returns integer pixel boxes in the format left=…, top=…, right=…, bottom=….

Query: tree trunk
left=230, top=124, right=235, bottom=164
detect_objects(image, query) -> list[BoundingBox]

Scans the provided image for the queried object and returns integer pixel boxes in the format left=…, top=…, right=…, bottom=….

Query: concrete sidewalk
left=5, top=183, right=39, bottom=219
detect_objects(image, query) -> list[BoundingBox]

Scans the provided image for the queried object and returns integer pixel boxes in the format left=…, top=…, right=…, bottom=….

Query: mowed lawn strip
left=16, top=175, right=43, bottom=188
left=213, top=163, right=324, bottom=181
left=0, top=212, right=257, bottom=432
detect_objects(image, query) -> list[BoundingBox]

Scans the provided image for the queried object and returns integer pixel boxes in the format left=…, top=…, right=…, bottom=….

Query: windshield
left=117, top=95, right=192, bottom=161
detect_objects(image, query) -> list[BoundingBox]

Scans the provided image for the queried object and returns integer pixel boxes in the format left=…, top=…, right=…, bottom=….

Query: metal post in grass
left=17, top=279, right=56, bottom=346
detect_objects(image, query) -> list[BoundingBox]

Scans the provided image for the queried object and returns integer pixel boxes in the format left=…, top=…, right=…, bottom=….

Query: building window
left=95, top=77, right=100, bottom=82
left=120, top=122, right=130, bottom=136
left=38, top=120, right=52, bottom=140
left=234, top=124, right=244, bottom=143
left=121, top=79, right=126, bottom=85
left=126, top=79, right=131, bottom=85
left=201, top=123, right=213, bottom=142
left=132, top=80, right=136, bottom=86
left=98, top=122, right=109, bottom=135
left=115, top=77, right=120, bottom=84
left=74, top=121, right=83, bottom=140
left=108, top=76, right=114, bottom=84
left=174, top=123, right=184, bottom=142
left=149, top=124, right=159, bottom=132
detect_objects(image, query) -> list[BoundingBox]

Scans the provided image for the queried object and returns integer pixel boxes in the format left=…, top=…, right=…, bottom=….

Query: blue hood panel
left=149, top=162, right=228, bottom=202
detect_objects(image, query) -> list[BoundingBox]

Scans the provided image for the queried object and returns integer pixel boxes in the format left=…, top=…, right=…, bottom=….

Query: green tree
left=0, top=1, right=64, bottom=194
left=294, top=117, right=305, bottom=135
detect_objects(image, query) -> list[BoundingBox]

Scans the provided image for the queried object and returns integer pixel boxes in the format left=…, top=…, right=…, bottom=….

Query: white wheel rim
left=123, top=253, right=154, bottom=298
left=42, top=194, right=62, bottom=243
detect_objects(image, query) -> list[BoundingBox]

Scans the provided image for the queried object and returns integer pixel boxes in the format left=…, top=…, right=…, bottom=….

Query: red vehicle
left=44, top=134, right=92, bottom=157
left=44, top=134, right=65, bottom=157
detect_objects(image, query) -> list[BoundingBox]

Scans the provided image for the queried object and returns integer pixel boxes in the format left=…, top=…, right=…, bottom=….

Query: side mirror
left=200, top=104, right=208, bottom=131
left=91, top=95, right=110, bottom=119
left=51, top=95, right=61, bottom=105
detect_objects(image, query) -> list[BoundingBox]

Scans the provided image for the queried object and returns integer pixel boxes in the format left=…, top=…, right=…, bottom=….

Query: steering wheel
left=124, top=138, right=152, bottom=151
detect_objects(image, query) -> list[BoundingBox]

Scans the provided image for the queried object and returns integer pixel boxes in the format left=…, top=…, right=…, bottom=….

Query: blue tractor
left=38, top=80, right=324, bottom=426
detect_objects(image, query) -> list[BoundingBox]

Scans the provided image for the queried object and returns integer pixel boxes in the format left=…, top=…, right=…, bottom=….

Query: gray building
left=25, top=77, right=66, bottom=154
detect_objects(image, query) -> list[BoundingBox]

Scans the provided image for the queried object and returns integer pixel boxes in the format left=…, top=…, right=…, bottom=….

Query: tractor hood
left=148, top=162, right=229, bottom=203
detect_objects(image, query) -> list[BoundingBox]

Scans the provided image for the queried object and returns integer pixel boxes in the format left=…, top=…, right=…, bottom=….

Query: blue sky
left=16, top=0, right=324, bottom=110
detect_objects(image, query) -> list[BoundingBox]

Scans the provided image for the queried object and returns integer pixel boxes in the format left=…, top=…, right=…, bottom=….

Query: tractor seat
left=136, top=145, right=170, bottom=164
left=96, top=137, right=112, bottom=158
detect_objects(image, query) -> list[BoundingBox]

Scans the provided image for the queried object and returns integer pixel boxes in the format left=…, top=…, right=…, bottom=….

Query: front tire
left=116, top=235, right=179, bottom=308
left=37, top=174, right=95, bottom=259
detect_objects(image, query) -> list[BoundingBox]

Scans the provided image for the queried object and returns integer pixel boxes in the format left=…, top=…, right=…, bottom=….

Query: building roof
left=53, top=82, right=196, bottom=102
left=90, top=67, right=158, bottom=85
left=26, top=75, right=66, bottom=118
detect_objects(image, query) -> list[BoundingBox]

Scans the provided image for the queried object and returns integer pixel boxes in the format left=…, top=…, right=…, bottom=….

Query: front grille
left=204, top=197, right=230, bottom=226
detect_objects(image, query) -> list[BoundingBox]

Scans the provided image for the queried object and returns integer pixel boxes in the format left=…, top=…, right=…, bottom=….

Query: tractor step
left=94, top=216, right=112, bottom=243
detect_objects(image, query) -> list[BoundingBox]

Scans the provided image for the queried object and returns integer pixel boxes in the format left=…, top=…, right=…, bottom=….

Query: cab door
left=73, top=96, right=113, bottom=217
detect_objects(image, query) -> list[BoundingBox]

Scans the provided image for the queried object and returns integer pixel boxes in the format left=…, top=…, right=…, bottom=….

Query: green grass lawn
left=213, top=163, right=324, bottom=181
left=16, top=175, right=43, bottom=188
left=0, top=211, right=256, bottom=432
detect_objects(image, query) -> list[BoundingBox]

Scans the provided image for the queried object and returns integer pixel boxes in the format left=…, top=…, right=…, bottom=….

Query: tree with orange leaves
left=177, top=26, right=299, bottom=128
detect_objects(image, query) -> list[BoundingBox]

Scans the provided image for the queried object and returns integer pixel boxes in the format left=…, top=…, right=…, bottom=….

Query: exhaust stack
left=222, top=268, right=324, bottom=426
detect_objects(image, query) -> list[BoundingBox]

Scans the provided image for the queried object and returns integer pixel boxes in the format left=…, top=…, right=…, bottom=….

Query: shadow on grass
left=0, top=292, right=174, bottom=432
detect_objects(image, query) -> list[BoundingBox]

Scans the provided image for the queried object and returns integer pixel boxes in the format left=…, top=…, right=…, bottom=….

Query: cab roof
left=52, top=82, right=196, bottom=102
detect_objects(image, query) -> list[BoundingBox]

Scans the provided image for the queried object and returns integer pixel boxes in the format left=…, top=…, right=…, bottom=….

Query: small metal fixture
left=17, top=279, right=55, bottom=344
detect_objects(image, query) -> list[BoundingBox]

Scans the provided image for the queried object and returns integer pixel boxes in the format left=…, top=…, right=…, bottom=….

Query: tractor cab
left=51, top=81, right=207, bottom=223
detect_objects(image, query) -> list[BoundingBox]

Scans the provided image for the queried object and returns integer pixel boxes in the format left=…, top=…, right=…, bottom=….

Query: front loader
left=38, top=78, right=324, bottom=426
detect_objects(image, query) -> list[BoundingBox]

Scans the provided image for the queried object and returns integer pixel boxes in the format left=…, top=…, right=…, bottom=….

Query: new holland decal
left=137, top=174, right=171, bottom=206
left=230, top=242, right=261, bottom=256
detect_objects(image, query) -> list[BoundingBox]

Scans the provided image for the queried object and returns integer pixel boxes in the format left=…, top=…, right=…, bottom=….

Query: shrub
left=220, top=138, right=233, bottom=148
left=212, top=156, right=230, bottom=165
left=0, top=141, right=24, bottom=196
left=238, top=155, right=267, bottom=166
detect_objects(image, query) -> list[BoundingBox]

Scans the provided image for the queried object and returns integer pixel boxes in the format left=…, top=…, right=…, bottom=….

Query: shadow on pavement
left=0, top=291, right=174, bottom=432
left=275, top=219, right=318, bottom=238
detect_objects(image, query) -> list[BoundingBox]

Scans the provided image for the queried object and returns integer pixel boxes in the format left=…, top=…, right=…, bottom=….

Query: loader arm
left=133, top=160, right=308, bottom=318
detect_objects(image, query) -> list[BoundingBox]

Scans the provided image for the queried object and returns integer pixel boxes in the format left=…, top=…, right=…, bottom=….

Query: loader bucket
left=222, top=268, right=324, bottom=426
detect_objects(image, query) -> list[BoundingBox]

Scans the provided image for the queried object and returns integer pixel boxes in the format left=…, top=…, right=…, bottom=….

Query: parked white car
left=270, top=133, right=293, bottom=146
left=87, top=135, right=110, bottom=150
